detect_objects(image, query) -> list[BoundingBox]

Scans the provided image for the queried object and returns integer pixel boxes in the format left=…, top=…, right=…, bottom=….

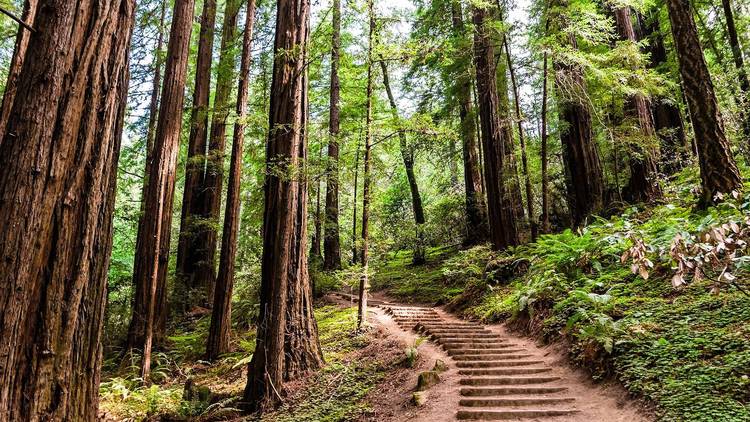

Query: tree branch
left=0, top=6, right=35, bottom=32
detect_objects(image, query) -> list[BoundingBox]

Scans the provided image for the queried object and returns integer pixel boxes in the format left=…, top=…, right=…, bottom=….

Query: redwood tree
left=639, top=11, right=689, bottom=174
left=198, top=0, right=242, bottom=307
left=0, top=0, right=134, bottom=418
left=207, top=0, right=257, bottom=361
left=451, top=0, right=487, bottom=245
left=665, top=0, right=742, bottom=204
left=176, top=0, right=217, bottom=311
left=359, top=0, right=376, bottom=327
left=721, top=0, right=750, bottom=144
left=551, top=6, right=605, bottom=226
left=473, top=4, right=519, bottom=249
left=323, top=0, right=343, bottom=270
left=244, top=0, right=323, bottom=409
left=128, top=0, right=196, bottom=380
left=613, top=6, right=662, bottom=203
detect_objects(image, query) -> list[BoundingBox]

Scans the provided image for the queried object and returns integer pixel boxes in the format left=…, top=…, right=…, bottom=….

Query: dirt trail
left=332, top=292, right=651, bottom=422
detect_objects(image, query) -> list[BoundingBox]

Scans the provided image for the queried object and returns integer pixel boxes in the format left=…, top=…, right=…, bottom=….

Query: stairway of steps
left=382, top=303, right=580, bottom=420
left=329, top=292, right=580, bottom=420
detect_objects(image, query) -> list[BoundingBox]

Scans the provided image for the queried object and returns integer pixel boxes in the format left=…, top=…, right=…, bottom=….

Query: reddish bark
left=665, top=0, right=742, bottom=204
left=473, top=5, right=519, bottom=249
left=451, top=1, right=487, bottom=245
left=0, top=0, right=134, bottom=418
left=613, top=7, right=662, bottom=203
left=552, top=27, right=605, bottom=226
left=176, top=0, right=217, bottom=311
left=243, top=0, right=323, bottom=410
left=0, top=0, right=36, bottom=143
left=130, top=0, right=196, bottom=381
left=207, top=0, right=257, bottom=361
left=197, top=0, right=242, bottom=307
left=323, top=0, right=343, bottom=270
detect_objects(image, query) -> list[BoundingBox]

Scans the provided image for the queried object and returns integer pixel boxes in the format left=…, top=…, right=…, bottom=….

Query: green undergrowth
left=373, top=168, right=750, bottom=421
left=370, top=244, right=473, bottom=303
left=262, top=306, right=401, bottom=422
left=99, top=306, right=399, bottom=421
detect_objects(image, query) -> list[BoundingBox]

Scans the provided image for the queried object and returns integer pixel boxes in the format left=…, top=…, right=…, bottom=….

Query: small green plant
left=404, top=337, right=425, bottom=368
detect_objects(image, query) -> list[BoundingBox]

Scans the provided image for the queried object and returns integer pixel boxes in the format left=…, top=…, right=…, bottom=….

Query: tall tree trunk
left=452, top=1, right=487, bottom=245
left=176, top=0, right=217, bottom=312
left=504, top=37, right=537, bottom=240
left=130, top=0, right=195, bottom=381
left=495, top=48, right=525, bottom=221
left=206, top=0, right=257, bottom=362
left=323, top=0, right=343, bottom=270
left=352, top=138, right=361, bottom=264
left=614, top=7, right=662, bottom=203
left=721, top=0, right=750, bottom=144
left=243, top=0, right=323, bottom=410
left=473, top=5, right=519, bottom=250
left=380, top=61, right=427, bottom=264
left=311, top=144, right=323, bottom=260
left=198, top=0, right=242, bottom=307
left=0, top=0, right=134, bottom=417
left=552, top=13, right=605, bottom=226
left=666, top=0, right=742, bottom=204
left=0, top=0, right=36, bottom=144
left=540, top=52, right=551, bottom=233
left=359, top=0, right=375, bottom=328
left=639, top=11, right=689, bottom=174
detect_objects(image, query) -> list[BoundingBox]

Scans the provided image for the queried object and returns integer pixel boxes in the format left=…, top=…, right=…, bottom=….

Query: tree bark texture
left=552, top=26, right=604, bottom=226
left=665, top=0, right=742, bottom=204
left=638, top=11, right=689, bottom=174
left=196, top=0, right=242, bottom=308
left=473, top=5, right=519, bottom=250
left=540, top=52, right=551, bottom=233
left=176, top=0, right=217, bottom=311
left=129, top=0, right=195, bottom=381
left=244, top=0, right=323, bottom=410
left=0, top=0, right=36, bottom=144
left=614, top=7, right=662, bottom=203
left=451, top=1, right=488, bottom=246
left=721, top=0, right=750, bottom=144
left=207, top=0, right=257, bottom=362
left=323, top=0, right=343, bottom=270
left=380, top=61, right=426, bottom=264
left=0, top=0, right=134, bottom=418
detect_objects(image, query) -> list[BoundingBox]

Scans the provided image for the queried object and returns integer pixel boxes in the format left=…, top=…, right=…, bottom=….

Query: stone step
left=437, top=337, right=507, bottom=344
left=456, top=409, right=579, bottom=420
left=460, top=386, right=569, bottom=396
left=429, top=332, right=500, bottom=338
left=416, top=322, right=482, bottom=328
left=452, top=354, right=535, bottom=361
left=447, top=348, right=527, bottom=356
left=458, top=367, right=552, bottom=376
left=459, top=376, right=561, bottom=386
left=458, top=397, right=575, bottom=407
left=441, top=342, right=514, bottom=350
left=455, top=360, right=545, bottom=368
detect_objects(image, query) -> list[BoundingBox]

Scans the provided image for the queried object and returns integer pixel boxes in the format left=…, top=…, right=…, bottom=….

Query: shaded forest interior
left=1, top=0, right=750, bottom=419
